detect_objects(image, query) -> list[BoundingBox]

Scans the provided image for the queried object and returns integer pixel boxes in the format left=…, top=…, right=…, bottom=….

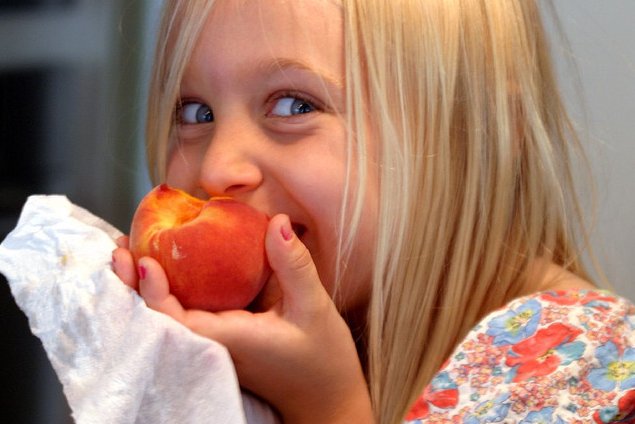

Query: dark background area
left=0, top=0, right=72, bottom=11
left=0, top=67, right=71, bottom=423
left=0, top=1, right=153, bottom=422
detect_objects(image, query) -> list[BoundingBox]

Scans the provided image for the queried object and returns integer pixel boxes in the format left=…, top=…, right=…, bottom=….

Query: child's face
left=165, top=0, right=377, bottom=316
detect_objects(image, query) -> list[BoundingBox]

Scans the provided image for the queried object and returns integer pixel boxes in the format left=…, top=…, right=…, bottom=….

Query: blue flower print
left=486, top=299, right=542, bottom=346
left=587, top=341, right=635, bottom=391
left=557, top=340, right=586, bottom=366
left=597, top=405, right=619, bottom=423
left=464, top=393, right=511, bottom=423
left=520, top=407, right=566, bottom=424
left=430, top=371, right=457, bottom=391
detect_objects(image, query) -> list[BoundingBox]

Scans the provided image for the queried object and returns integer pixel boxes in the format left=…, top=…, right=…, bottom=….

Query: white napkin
left=0, top=195, right=279, bottom=424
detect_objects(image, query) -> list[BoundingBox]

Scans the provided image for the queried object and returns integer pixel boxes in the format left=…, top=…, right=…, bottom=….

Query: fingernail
left=280, top=220, right=294, bottom=241
left=138, top=264, right=147, bottom=280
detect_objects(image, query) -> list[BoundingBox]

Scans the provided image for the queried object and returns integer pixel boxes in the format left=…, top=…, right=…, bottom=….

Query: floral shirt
left=405, top=290, right=635, bottom=423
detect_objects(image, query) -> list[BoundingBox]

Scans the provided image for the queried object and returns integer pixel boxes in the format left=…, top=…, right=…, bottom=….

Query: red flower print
left=592, top=390, right=635, bottom=423
left=505, top=322, right=583, bottom=382
left=618, top=389, right=635, bottom=414
left=541, top=290, right=616, bottom=307
left=406, top=372, right=459, bottom=420
left=405, top=387, right=459, bottom=420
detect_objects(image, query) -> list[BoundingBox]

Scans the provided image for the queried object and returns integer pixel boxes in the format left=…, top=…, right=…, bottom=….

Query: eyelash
left=174, top=100, right=211, bottom=125
left=267, top=91, right=323, bottom=116
left=174, top=90, right=325, bottom=125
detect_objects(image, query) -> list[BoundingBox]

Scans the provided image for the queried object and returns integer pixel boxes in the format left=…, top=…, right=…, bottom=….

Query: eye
left=270, top=96, right=317, bottom=117
left=178, top=102, right=214, bottom=124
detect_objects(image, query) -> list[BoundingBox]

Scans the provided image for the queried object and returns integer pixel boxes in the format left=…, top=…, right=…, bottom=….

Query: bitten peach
left=129, top=184, right=270, bottom=311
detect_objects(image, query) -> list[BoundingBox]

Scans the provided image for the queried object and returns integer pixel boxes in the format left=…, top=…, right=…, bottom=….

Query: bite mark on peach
left=129, top=184, right=271, bottom=311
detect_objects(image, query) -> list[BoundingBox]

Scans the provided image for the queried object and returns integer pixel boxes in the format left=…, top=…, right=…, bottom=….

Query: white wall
left=549, top=1, right=635, bottom=299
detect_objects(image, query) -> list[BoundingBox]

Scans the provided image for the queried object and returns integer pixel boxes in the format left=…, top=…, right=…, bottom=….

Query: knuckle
left=288, top=242, right=316, bottom=275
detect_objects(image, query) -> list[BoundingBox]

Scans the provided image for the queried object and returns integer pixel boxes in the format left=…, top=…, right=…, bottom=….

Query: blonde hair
left=344, top=1, right=598, bottom=422
left=146, top=1, right=597, bottom=423
left=146, top=0, right=215, bottom=182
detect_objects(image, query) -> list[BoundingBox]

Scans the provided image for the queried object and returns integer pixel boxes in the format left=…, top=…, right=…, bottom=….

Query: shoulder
left=405, top=289, right=635, bottom=423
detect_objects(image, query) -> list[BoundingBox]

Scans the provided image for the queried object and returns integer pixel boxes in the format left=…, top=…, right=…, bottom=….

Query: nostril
left=222, top=184, right=248, bottom=195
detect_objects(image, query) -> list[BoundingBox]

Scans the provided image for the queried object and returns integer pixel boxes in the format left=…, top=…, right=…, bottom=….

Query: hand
left=112, top=214, right=373, bottom=423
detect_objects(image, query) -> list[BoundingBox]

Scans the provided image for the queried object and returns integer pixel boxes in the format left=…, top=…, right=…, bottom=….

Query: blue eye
left=179, top=102, right=213, bottom=124
left=270, top=96, right=316, bottom=117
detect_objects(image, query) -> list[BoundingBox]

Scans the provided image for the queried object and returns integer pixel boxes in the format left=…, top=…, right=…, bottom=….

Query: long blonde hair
left=344, top=1, right=597, bottom=422
left=146, top=1, right=596, bottom=423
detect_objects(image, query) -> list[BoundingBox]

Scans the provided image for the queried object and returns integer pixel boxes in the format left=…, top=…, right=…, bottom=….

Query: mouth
left=291, top=223, right=307, bottom=239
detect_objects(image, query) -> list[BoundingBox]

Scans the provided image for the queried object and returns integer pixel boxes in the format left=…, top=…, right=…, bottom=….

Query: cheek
left=340, top=193, right=377, bottom=313
left=282, top=159, right=346, bottom=294
left=164, top=146, right=201, bottom=192
left=336, top=157, right=379, bottom=314
left=307, top=174, right=378, bottom=314
left=296, top=177, right=343, bottom=289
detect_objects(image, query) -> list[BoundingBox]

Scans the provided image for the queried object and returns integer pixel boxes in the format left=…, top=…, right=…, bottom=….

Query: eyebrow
left=257, top=57, right=344, bottom=91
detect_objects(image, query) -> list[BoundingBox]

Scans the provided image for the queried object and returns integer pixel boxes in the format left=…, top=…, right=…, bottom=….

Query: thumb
left=265, top=214, right=328, bottom=315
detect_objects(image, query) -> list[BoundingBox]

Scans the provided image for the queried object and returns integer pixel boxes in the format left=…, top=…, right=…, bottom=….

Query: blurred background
left=0, top=1, right=159, bottom=422
left=0, top=0, right=633, bottom=422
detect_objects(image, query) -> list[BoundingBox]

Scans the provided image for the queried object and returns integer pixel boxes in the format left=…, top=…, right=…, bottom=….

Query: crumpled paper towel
left=0, top=195, right=279, bottom=424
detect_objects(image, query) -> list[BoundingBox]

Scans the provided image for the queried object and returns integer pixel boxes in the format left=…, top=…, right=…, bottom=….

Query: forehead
left=188, top=0, right=343, bottom=80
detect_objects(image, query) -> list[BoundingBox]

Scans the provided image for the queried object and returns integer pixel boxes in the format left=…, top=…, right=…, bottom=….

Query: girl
left=113, top=1, right=635, bottom=422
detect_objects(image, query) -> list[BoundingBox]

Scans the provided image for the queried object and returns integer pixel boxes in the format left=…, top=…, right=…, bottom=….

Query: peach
left=129, top=184, right=270, bottom=311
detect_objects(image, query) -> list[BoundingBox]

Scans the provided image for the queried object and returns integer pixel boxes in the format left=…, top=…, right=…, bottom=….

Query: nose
left=197, top=123, right=264, bottom=198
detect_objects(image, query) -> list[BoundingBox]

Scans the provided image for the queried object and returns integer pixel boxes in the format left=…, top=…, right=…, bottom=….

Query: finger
left=186, top=308, right=264, bottom=349
left=136, top=257, right=247, bottom=342
left=137, top=256, right=187, bottom=324
left=249, top=277, right=282, bottom=312
left=115, top=235, right=129, bottom=249
left=265, top=214, right=327, bottom=316
left=111, top=247, right=138, bottom=290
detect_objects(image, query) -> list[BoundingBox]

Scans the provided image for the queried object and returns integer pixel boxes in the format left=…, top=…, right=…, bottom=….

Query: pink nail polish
left=138, top=265, right=147, bottom=280
left=280, top=221, right=294, bottom=241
